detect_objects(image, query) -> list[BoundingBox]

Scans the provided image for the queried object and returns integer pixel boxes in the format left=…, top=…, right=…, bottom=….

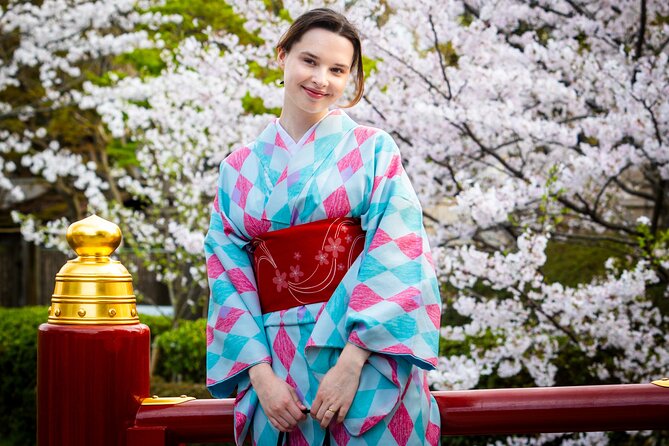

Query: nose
left=311, top=67, right=328, bottom=88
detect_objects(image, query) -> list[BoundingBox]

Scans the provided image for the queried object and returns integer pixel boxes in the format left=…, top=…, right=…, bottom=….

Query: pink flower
left=272, top=269, right=288, bottom=292
left=324, top=237, right=344, bottom=258
left=293, top=252, right=302, bottom=260
left=315, top=250, right=329, bottom=265
left=289, top=265, right=304, bottom=281
left=345, top=234, right=353, bottom=243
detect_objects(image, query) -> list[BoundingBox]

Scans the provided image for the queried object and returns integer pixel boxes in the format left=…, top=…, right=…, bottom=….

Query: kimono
left=204, top=109, right=442, bottom=446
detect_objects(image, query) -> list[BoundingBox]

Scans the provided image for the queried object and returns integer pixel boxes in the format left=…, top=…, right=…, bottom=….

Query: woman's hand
left=311, top=343, right=371, bottom=429
left=249, top=363, right=307, bottom=432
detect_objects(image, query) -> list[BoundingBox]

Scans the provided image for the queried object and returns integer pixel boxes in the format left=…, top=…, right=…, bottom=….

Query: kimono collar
left=253, top=109, right=359, bottom=226
left=252, top=109, right=358, bottom=186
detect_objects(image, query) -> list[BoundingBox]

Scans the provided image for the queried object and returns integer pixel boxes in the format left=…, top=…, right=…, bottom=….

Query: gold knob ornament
left=48, top=215, right=139, bottom=325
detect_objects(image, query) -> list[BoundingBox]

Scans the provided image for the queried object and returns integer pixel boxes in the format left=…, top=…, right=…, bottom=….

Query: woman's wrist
left=248, top=362, right=273, bottom=386
left=338, top=342, right=371, bottom=371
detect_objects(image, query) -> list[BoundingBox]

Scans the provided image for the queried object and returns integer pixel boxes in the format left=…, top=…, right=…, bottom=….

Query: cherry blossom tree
left=2, top=3, right=669, bottom=444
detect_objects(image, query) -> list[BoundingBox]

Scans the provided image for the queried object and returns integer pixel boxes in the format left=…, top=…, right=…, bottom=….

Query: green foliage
left=542, top=239, right=629, bottom=287
left=457, top=12, right=474, bottom=27
left=139, top=313, right=173, bottom=338
left=115, top=48, right=166, bottom=77
left=106, top=139, right=139, bottom=168
left=242, top=91, right=281, bottom=116
left=0, top=306, right=46, bottom=446
left=84, top=69, right=128, bottom=87
left=248, top=60, right=283, bottom=85
left=437, top=41, right=459, bottom=68
left=142, top=0, right=261, bottom=47
left=150, top=375, right=211, bottom=398
left=153, top=318, right=206, bottom=382
left=361, top=55, right=378, bottom=78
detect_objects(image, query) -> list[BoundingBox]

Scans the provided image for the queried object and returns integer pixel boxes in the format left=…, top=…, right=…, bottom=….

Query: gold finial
left=48, top=215, right=139, bottom=325
left=66, top=214, right=121, bottom=257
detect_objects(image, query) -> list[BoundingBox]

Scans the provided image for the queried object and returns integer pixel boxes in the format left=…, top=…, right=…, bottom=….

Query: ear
left=277, top=47, right=287, bottom=69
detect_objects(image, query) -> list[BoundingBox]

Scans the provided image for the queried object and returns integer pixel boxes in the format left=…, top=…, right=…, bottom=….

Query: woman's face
left=278, top=28, right=355, bottom=119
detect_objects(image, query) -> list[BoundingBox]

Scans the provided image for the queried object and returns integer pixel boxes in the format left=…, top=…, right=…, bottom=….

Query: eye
left=303, top=58, right=315, bottom=65
left=331, top=68, right=344, bottom=74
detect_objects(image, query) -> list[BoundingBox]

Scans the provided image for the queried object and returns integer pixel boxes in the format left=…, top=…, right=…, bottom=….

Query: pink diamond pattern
left=235, top=412, right=247, bottom=440
left=347, top=330, right=365, bottom=347
left=215, top=307, right=245, bottom=333
left=426, top=304, right=442, bottom=328
left=226, top=268, right=257, bottom=293
left=382, top=343, right=414, bottom=355
left=349, top=284, right=384, bottom=312
left=233, top=175, right=253, bottom=208
left=207, top=255, right=225, bottom=279
left=368, top=228, right=393, bottom=251
left=227, top=146, right=250, bottom=171
left=206, top=324, right=214, bottom=346
left=386, top=154, right=403, bottom=178
left=426, top=420, right=440, bottom=446
left=337, top=149, right=363, bottom=174
left=388, top=403, right=414, bottom=446
left=323, top=186, right=351, bottom=217
left=330, top=422, right=350, bottom=445
left=359, top=414, right=386, bottom=434
left=354, top=127, right=376, bottom=146
left=273, top=326, right=296, bottom=370
left=388, top=287, right=421, bottom=312
left=275, top=132, right=287, bottom=150
left=243, top=213, right=270, bottom=238
left=289, top=428, right=310, bottom=446
left=226, top=361, right=249, bottom=378
left=277, top=166, right=288, bottom=184
left=395, top=233, right=423, bottom=259
left=220, top=211, right=234, bottom=236
left=372, top=175, right=384, bottom=194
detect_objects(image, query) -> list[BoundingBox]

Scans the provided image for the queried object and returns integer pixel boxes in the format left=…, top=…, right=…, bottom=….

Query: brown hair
left=276, top=8, right=364, bottom=108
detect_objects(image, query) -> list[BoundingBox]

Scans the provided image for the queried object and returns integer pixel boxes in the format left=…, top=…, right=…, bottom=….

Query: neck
left=279, top=105, right=330, bottom=142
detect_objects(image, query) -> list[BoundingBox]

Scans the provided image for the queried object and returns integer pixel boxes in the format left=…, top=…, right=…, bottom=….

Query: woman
left=204, top=8, right=442, bottom=445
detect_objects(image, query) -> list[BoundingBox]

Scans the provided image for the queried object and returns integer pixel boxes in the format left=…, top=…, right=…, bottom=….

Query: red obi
left=250, top=217, right=366, bottom=314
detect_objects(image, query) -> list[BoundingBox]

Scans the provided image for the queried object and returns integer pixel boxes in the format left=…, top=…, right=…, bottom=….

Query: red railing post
left=37, top=216, right=150, bottom=446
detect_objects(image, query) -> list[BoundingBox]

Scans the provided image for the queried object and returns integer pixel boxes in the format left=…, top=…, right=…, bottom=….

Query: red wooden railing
left=126, top=383, right=669, bottom=445
left=36, top=216, right=669, bottom=446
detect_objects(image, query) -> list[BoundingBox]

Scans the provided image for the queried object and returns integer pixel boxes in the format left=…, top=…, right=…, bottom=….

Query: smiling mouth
left=302, top=86, right=327, bottom=98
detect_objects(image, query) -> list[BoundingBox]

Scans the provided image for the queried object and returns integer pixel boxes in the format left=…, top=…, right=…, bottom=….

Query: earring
left=279, top=80, right=284, bottom=86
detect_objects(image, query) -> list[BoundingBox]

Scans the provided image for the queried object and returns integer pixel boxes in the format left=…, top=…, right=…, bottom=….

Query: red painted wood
left=126, top=426, right=169, bottom=446
left=38, top=324, right=150, bottom=446
left=134, top=399, right=235, bottom=443
left=129, top=383, right=669, bottom=441
left=435, top=384, right=669, bottom=435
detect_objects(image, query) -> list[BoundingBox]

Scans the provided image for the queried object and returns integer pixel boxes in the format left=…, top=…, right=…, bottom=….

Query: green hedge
left=153, top=318, right=207, bottom=383
left=0, top=307, right=209, bottom=446
left=0, top=306, right=45, bottom=446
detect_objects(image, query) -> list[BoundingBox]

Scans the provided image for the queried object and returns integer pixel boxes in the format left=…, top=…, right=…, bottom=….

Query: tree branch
left=613, top=177, right=654, bottom=201
left=371, top=43, right=453, bottom=102
left=427, top=13, right=453, bottom=99
left=634, top=0, right=647, bottom=60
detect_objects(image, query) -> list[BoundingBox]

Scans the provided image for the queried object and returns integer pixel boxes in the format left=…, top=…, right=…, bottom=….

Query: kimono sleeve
left=204, top=161, right=272, bottom=399
left=345, top=131, right=441, bottom=370
left=305, top=130, right=442, bottom=436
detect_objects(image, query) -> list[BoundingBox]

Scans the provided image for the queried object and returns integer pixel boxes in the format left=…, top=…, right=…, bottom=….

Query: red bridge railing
left=125, top=383, right=669, bottom=445
left=36, top=216, right=669, bottom=445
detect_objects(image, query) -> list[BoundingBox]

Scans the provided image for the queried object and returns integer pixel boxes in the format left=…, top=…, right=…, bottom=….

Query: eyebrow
left=299, top=51, right=350, bottom=69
